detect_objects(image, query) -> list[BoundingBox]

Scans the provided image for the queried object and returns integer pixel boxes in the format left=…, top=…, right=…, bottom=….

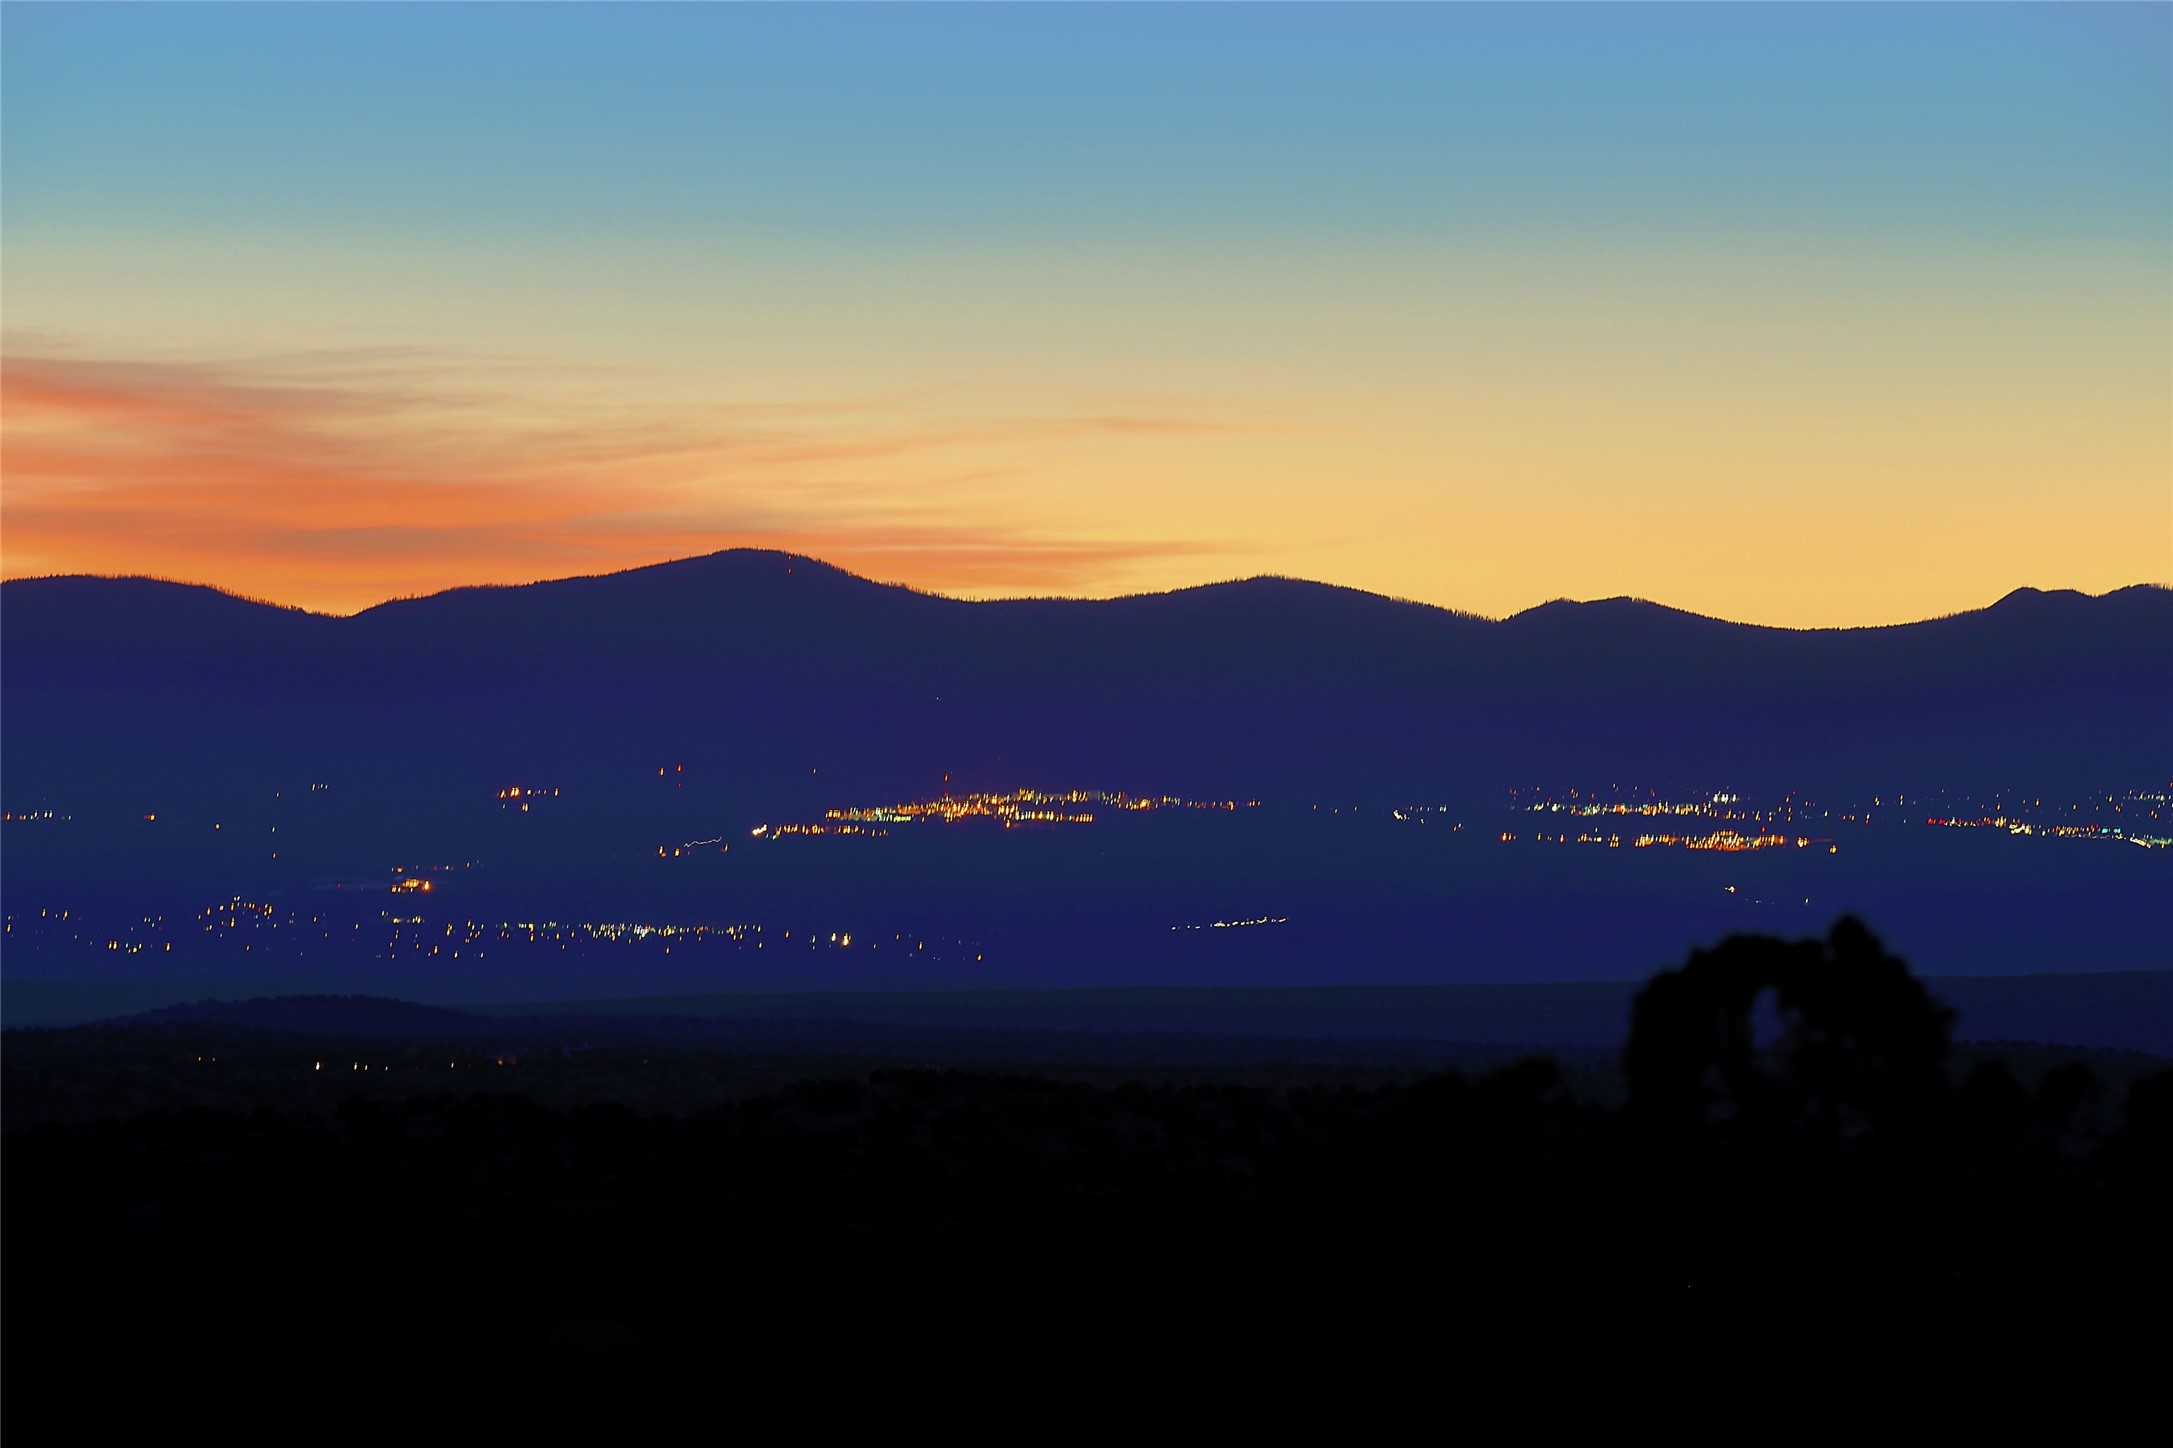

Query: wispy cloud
left=1, top=343, right=1242, bottom=611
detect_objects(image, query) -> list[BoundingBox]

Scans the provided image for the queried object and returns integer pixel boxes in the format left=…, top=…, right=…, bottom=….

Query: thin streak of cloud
left=0, top=345, right=1247, bottom=611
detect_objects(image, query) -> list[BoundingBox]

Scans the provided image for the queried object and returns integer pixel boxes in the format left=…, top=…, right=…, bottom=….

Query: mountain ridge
left=7, top=547, right=2161, bottom=631
left=4, top=550, right=2167, bottom=898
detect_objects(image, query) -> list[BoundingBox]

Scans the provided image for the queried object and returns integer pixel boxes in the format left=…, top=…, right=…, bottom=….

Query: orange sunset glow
left=4, top=5, right=2167, bottom=624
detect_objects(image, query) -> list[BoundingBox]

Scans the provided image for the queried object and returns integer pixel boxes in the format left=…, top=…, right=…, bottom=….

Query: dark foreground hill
left=9, top=984, right=2163, bottom=1135
left=117, top=993, right=491, bottom=1035
left=6, top=923, right=2168, bottom=1410
left=12, top=965, right=2171, bottom=1051
left=4, top=552, right=2167, bottom=894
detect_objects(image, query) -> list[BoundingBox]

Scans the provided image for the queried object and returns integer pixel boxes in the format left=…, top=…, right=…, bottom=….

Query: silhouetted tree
left=1623, top=917, right=1955, bottom=1142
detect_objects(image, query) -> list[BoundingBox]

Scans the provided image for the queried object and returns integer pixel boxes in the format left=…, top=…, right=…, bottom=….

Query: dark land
left=8, top=555, right=2169, bottom=864
left=5, top=554, right=2169, bottom=1017
left=6, top=923, right=2170, bottom=1413
left=5, top=557, right=2170, bottom=1411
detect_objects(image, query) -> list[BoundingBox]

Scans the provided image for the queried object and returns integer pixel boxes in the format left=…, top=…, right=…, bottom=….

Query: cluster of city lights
left=1504, top=787, right=1804, bottom=826
left=754, top=787, right=1257, bottom=839
left=1494, top=784, right=2169, bottom=850
left=748, top=822, right=887, bottom=840
left=1639, top=831, right=1820, bottom=853
left=6, top=900, right=986, bottom=968
left=1926, top=816, right=2169, bottom=848
left=1496, top=829, right=1829, bottom=852
left=1526, top=797, right=1752, bottom=818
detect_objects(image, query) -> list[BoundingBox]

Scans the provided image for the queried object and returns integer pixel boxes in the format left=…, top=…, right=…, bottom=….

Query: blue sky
left=5, top=3, right=2168, bottom=622
left=10, top=5, right=2165, bottom=241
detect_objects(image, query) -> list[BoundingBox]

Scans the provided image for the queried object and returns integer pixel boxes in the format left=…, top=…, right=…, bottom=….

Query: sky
left=3, top=3, right=2168, bottom=626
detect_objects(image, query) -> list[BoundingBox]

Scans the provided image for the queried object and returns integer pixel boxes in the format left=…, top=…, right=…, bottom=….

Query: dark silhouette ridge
left=26, top=971, right=2168, bottom=1054
left=1500, top=593, right=1741, bottom=631
left=6, top=552, right=2166, bottom=885
left=13, top=548, right=2160, bottom=625
left=0, top=571, right=328, bottom=617
left=115, top=994, right=490, bottom=1035
left=350, top=548, right=915, bottom=621
left=5, top=922, right=2167, bottom=1407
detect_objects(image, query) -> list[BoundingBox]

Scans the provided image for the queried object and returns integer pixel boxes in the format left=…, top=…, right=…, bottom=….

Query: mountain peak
left=1988, top=586, right=2092, bottom=610
left=1502, top=595, right=1731, bottom=631
left=348, top=547, right=913, bottom=623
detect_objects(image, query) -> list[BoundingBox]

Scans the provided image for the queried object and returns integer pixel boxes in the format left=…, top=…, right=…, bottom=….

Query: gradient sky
left=4, top=4, right=2168, bottom=625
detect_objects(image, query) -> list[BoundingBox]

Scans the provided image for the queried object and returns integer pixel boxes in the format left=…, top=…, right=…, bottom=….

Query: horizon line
left=2, top=548, right=2165, bottom=634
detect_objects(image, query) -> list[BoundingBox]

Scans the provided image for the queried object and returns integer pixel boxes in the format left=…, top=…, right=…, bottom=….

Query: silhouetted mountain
left=4, top=552, right=2167, bottom=894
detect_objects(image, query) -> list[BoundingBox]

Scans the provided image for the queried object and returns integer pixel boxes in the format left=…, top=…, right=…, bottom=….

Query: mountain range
left=3, top=552, right=2167, bottom=895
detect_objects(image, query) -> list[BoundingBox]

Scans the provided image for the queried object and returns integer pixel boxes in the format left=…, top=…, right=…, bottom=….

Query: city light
left=755, top=786, right=1257, bottom=839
